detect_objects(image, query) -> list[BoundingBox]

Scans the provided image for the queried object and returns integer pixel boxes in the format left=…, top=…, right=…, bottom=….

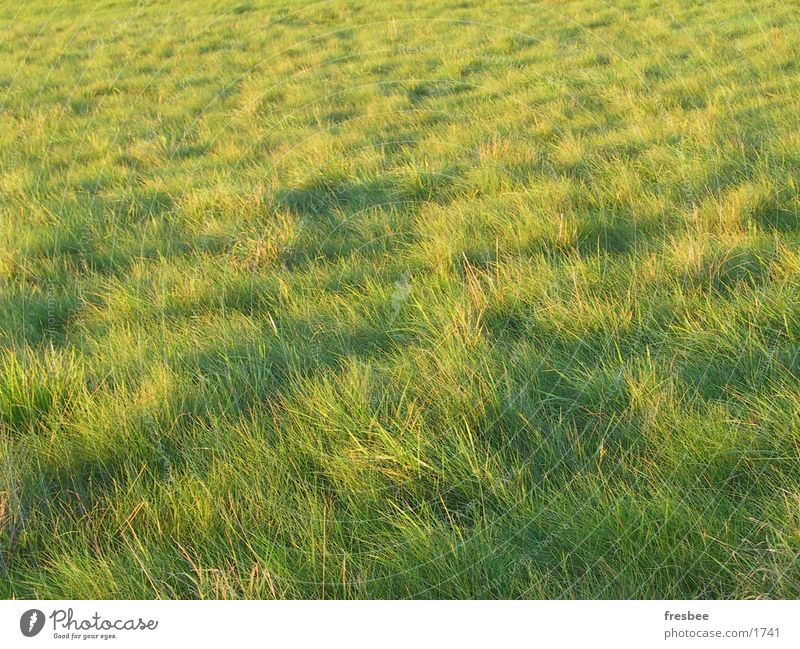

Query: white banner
left=0, top=600, right=797, bottom=648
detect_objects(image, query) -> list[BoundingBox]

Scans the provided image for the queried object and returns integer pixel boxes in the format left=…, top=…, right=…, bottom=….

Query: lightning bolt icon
left=28, top=612, right=38, bottom=632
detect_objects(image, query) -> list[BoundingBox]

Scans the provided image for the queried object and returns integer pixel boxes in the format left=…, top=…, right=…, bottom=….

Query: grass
left=0, top=0, right=798, bottom=599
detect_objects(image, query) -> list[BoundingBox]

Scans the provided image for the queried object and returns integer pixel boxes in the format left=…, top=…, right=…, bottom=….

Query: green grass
left=1, top=0, right=799, bottom=599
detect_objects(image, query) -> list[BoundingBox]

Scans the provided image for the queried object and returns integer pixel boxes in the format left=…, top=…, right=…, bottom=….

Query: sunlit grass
left=0, top=0, right=798, bottom=598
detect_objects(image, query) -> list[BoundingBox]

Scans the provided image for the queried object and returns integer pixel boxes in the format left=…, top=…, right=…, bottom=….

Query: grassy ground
left=0, top=0, right=799, bottom=599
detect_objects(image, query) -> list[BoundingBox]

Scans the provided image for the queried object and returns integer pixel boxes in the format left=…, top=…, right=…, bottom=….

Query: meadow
left=0, top=0, right=798, bottom=598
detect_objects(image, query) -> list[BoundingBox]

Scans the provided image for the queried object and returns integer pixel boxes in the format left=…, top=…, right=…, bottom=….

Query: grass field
left=1, top=0, right=799, bottom=599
